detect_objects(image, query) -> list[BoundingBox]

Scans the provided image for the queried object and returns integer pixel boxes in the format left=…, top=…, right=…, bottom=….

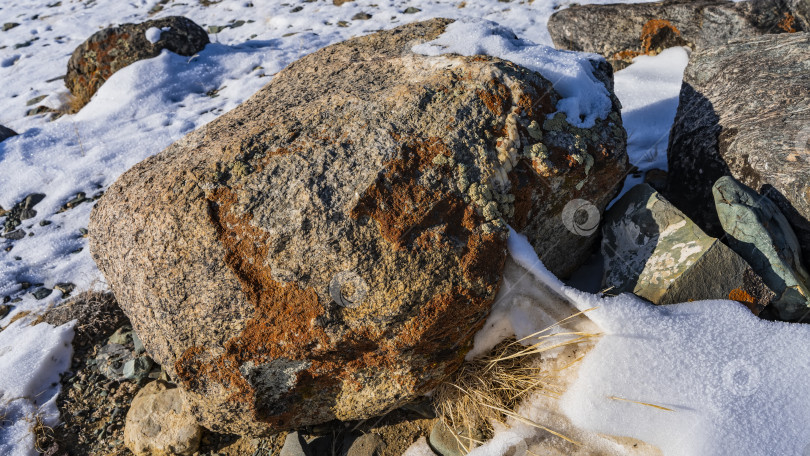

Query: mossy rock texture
left=90, top=19, right=628, bottom=436
left=65, top=16, right=209, bottom=110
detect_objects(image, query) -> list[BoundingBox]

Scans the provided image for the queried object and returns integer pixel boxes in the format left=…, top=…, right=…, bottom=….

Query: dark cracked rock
left=665, top=32, right=810, bottom=263
left=89, top=19, right=628, bottom=436
left=548, top=0, right=809, bottom=70
left=65, top=16, right=209, bottom=111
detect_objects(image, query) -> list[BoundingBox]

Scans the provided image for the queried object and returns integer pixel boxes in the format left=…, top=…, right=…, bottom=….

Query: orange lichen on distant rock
left=778, top=13, right=797, bottom=33
left=640, top=19, right=681, bottom=53
left=613, top=18, right=684, bottom=62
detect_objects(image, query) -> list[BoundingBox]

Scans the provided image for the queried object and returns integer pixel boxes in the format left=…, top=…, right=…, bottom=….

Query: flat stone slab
left=602, top=183, right=774, bottom=312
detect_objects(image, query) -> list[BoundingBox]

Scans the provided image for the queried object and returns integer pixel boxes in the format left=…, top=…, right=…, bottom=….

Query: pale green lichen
left=483, top=201, right=500, bottom=221
left=543, top=112, right=568, bottom=132
left=527, top=120, right=543, bottom=140
left=432, top=154, right=449, bottom=166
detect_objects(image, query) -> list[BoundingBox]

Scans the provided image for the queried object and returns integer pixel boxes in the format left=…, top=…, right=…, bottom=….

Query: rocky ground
left=27, top=291, right=437, bottom=456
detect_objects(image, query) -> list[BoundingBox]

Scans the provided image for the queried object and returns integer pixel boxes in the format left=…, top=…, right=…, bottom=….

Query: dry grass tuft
left=31, top=413, right=55, bottom=453
left=433, top=311, right=599, bottom=453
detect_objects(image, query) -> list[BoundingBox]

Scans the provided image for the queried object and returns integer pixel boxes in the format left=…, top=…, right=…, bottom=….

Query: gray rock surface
left=124, top=380, right=202, bottom=456
left=665, top=32, right=810, bottom=262
left=65, top=16, right=209, bottom=110
left=548, top=0, right=808, bottom=69
left=280, top=432, right=309, bottom=456
left=0, top=124, right=17, bottom=142
left=713, top=176, right=810, bottom=321
left=89, top=19, right=628, bottom=436
left=345, top=433, right=385, bottom=456
left=429, top=420, right=476, bottom=456
left=603, top=184, right=774, bottom=312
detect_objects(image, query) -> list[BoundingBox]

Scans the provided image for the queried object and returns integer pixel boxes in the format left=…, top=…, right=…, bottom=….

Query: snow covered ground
left=2, top=0, right=802, bottom=455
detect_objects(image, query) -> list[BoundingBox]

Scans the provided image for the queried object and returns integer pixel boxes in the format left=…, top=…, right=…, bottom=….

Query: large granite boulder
left=665, top=32, right=810, bottom=262
left=713, top=176, right=810, bottom=321
left=602, top=183, right=774, bottom=313
left=90, top=19, right=628, bottom=435
left=548, top=0, right=808, bottom=70
left=65, top=16, right=209, bottom=111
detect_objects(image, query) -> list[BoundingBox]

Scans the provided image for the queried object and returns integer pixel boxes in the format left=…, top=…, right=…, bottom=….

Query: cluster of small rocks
left=0, top=189, right=100, bottom=305
left=549, top=0, right=810, bottom=322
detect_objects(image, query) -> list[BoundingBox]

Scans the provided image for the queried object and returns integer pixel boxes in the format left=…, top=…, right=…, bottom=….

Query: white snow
left=612, top=47, right=690, bottom=201
left=401, top=437, right=435, bottom=456
left=461, top=229, right=810, bottom=456
left=413, top=19, right=611, bottom=128
left=0, top=318, right=73, bottom=456
left=144, top=26, right=162, bottom=44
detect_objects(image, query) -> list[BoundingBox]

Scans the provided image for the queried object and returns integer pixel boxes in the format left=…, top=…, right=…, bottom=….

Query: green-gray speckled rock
left=713, top=176, right=810, bottom=321
left=603, top=183, right=774, bottom=311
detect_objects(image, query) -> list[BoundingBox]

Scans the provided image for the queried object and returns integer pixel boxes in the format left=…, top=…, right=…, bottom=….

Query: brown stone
left=65, top=16, right=208, bottom=110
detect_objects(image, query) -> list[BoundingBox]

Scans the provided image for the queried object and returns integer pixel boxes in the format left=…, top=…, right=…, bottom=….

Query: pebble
left=3, top=229, right=25, bottom=240
left=32, top=287, right=52, bottom=300
left=55, top=282, right=76, bottom=297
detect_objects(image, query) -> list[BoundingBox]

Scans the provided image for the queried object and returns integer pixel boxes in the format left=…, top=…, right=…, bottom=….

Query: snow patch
left=144, top=27, right=162, bottom=44
left=0, top=319, right=73, bottom=456
left=611, top=46, right=690, bottom=202
left=466, top=228, right=810, bottom=455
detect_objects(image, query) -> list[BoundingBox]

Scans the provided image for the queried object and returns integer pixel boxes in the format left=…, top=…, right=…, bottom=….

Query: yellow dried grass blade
left=608, top=396, right=675, bottom=412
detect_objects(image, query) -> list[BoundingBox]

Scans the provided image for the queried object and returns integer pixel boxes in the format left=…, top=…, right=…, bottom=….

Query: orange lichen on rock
left=175, top=185, right=331, bottom=424
left=613, top=18, right=684, bottom=62
left=640, top=19, right=681, bottom=54
left=613, top=49, right=643, bottom=61
left=477, top=79, right=511, bottom=117
left=351, top=135, right=465, bottom=250
left=778, top=13, right=797, bottom=33
left=395, top=287, right=489, bottom=355
left=728, top=288, right=760, bottom=314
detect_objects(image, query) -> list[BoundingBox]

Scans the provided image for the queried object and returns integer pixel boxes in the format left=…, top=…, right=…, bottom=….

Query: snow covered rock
left=713, top=176, right=810, bottom=321
left=124, top=380, right=202, bottom=456
left=0, top=124, right=16, bottom=142
left=548, top=0, right=808, bottom=70
left=89, top=19, right=627, bottom=435
left=665, top=32, right=810, bottom=263
left=65, top=16, right=209, bottom=111
left=602, top=183, right=774, bottom=312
